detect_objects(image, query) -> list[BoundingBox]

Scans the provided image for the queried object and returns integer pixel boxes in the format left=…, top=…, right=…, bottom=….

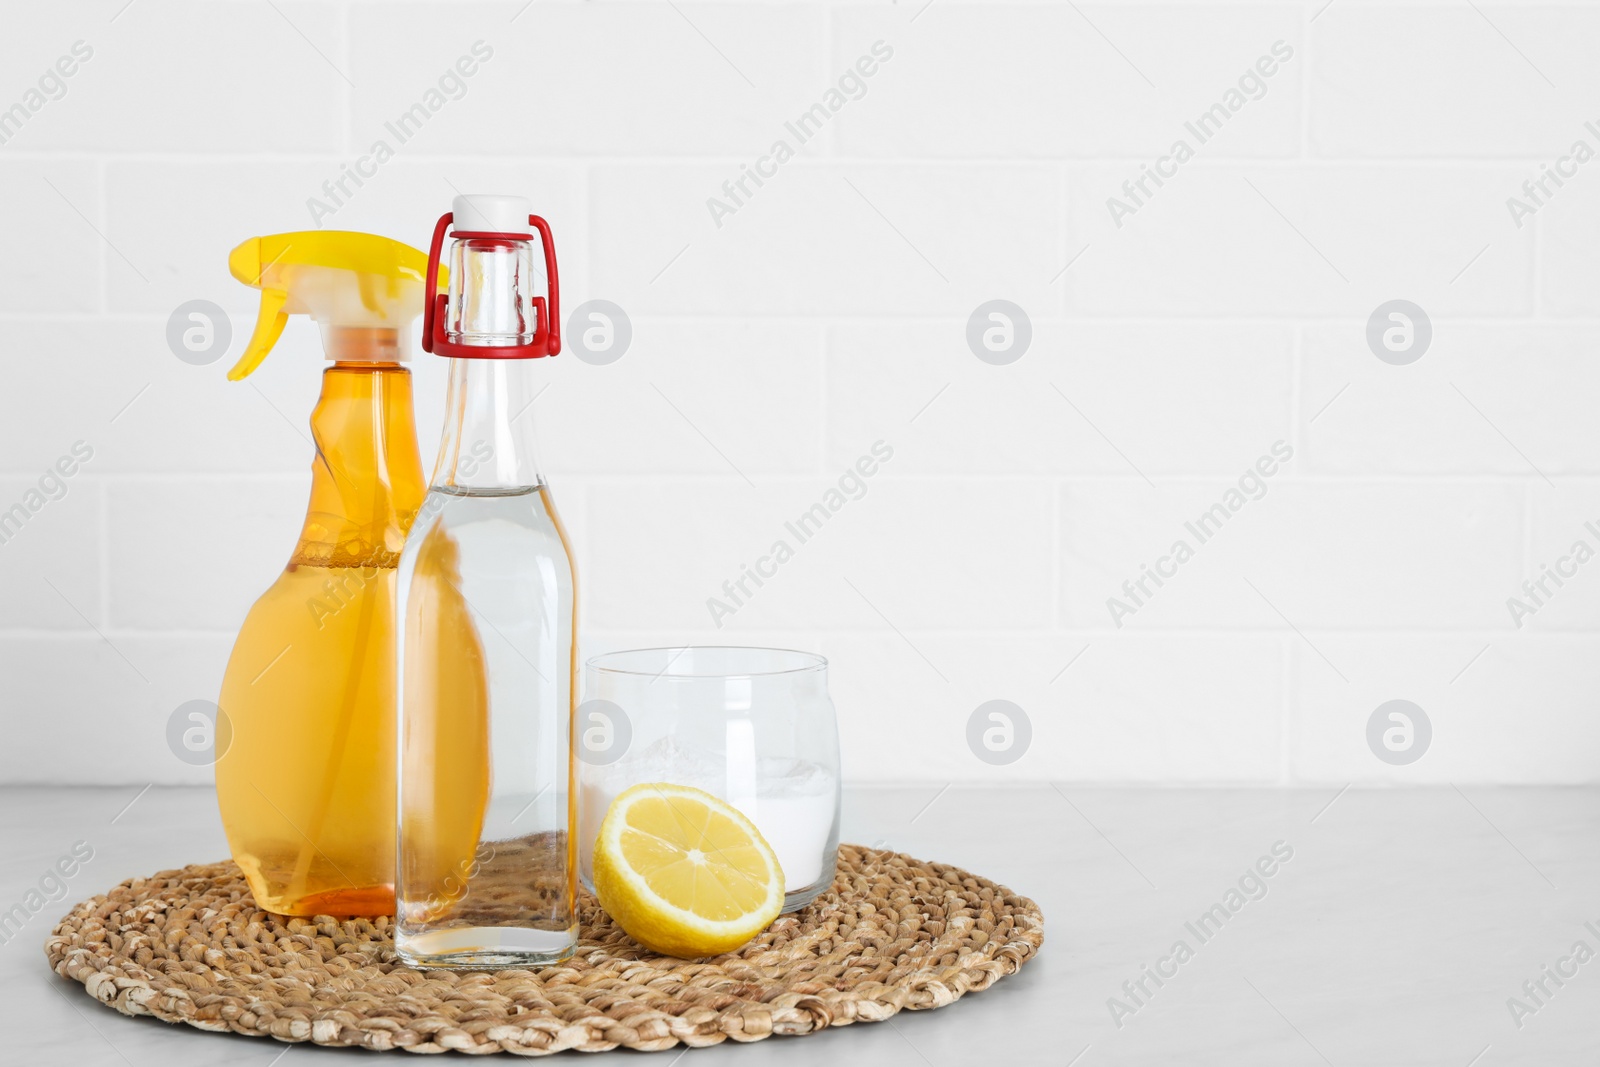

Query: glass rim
left=585, top=645, right=828, bottom=679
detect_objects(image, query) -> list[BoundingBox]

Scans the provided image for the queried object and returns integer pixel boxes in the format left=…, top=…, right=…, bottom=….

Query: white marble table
left=3, top=785, right=1596, bottom=1064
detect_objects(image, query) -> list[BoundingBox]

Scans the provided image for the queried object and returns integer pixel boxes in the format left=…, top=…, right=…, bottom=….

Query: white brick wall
left=0, top=1, right=1595, bottom=785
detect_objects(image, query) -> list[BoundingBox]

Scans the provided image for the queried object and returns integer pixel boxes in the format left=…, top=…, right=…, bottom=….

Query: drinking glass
left=578, top=647, right=841, bottom=912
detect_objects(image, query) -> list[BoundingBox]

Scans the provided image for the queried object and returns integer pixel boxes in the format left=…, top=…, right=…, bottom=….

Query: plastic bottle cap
left=453, top=194, right=532, bottom=236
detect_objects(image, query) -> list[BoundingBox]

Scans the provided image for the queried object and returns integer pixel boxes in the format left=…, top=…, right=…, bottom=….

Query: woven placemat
left=45, top=843, right=1044, bottom=1055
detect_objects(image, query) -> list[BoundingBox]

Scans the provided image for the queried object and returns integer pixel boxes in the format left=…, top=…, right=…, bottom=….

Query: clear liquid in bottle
left=395, top=356, right=577, bottom=969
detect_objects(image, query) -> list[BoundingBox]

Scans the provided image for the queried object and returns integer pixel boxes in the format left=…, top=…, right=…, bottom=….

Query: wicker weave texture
left=45, top=844, right=1044, bottom=1055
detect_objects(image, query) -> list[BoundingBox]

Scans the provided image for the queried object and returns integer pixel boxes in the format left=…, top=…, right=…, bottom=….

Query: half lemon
left=592, top=783, right=785, bottom=958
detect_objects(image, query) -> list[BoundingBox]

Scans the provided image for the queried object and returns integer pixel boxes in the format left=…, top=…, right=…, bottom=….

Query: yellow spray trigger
left=230, top=287, right=289, bottom=381
left=225, top=231, right=447, bottom=381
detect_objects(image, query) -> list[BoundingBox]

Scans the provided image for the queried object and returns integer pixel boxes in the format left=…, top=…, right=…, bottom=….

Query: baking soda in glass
left=578, top=647, right=841, bottom=913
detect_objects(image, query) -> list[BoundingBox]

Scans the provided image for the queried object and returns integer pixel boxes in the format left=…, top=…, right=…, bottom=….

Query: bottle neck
left=294, top=362, right=425, bottom=567
left=430, top=358, right=545, bottom=493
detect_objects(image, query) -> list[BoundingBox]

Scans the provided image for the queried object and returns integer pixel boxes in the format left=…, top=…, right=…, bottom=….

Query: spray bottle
left=214, top=231, right=488, bottom=918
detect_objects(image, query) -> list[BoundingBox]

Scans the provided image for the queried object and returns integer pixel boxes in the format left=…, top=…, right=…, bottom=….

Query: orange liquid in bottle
left=215, top=360, right=486, bottom=917
left=398, top=522, right=493, bottom=923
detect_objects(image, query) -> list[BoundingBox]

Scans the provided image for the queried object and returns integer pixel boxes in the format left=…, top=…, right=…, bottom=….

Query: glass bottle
left=395, top=196, right=576, bottom=969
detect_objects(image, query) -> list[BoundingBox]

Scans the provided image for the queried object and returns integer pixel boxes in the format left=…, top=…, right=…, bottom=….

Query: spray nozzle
left=225, top=231, right=447, bottom=381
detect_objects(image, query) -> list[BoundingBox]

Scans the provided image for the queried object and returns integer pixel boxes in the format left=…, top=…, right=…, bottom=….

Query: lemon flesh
left=592, top=783, right=785, bottom=958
